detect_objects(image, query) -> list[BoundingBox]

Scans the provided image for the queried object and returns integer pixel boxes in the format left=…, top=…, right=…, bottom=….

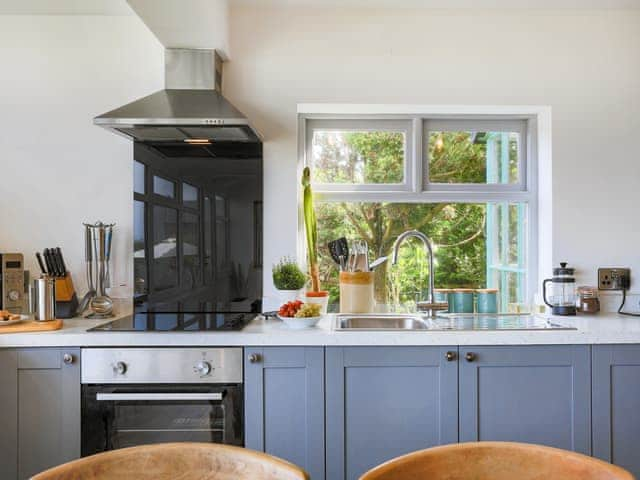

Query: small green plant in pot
left=272, top=257, right=306, bottom=303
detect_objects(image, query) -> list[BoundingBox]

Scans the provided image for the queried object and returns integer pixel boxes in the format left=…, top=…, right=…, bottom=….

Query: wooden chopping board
left=0, top=319, right=63, bottom=333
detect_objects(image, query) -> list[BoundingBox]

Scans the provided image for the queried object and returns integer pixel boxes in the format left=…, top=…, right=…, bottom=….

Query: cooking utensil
left=104, top=225, right=113, bottom=288
left=369, top=256, right=388, bottom=271
left=33, top=276, right=56, bottom=321
left=328, top=238, right=349, bottom=267
left=352, top=240, right=369, bottom=272
left=81, top=221, right=115, bottom=318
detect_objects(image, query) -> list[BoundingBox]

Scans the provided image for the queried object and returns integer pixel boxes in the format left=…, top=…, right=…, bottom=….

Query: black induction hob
left=88, top=312, right=255, bottom=332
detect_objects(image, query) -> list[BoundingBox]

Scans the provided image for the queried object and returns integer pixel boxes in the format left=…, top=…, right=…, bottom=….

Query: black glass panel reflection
left=133, top=142, right=262, bottom=314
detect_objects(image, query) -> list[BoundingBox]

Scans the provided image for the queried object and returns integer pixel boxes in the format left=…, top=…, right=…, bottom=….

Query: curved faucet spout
left=391, top=229, right=437, bottom=308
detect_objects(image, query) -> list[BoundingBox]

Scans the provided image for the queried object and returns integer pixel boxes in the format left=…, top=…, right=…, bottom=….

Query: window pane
left=134, top=161, right=145, bottom=194
left=487, top=202, right=527, bottom=312
left=316, top=202, right=526, bottom=313
left=427, top=131, right=520, bottom=184
left=133, top=200, right=146, bottom=295
left=310, top=130, right=405, bottom=184
left=152, top=205, right=178, bottom=291
left=182, top=212, right=201, bottom=288
left=153, top=175, right=175, bottom=198
left=183, top=183, right=199, bottom=209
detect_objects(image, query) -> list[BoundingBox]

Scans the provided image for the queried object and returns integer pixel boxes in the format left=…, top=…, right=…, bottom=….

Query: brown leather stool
left=31, top=442, right=310, bottom=480
left=360, top=442, right=634, bottom=480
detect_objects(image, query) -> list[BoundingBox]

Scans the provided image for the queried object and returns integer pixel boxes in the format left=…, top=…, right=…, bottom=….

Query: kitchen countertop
left=2, top=312, right=640, bottom=347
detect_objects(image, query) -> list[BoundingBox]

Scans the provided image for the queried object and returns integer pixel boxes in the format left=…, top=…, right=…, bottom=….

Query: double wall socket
left=598, top=268, right=631, bottom=291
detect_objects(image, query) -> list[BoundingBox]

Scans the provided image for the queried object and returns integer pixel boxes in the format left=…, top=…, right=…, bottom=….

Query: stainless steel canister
left=33, top=276, right=56, bottom=321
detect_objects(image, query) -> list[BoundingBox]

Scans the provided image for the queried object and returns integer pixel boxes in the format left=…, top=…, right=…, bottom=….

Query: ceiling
left=0, top=0, right=133, bottom=15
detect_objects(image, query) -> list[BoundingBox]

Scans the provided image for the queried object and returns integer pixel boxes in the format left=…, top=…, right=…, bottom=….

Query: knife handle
left=35, top=252, right=47, bottom=275
left=42, top=248, right=52, bottom=275
left=56, top=247, right=67, bottom=276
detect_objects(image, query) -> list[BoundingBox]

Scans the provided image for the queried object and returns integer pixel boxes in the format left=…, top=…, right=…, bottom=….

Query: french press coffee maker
left=542, top=262, right=577, bottom=316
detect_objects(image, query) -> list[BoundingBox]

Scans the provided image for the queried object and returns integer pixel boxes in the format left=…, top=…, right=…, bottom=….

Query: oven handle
left=96, top=392, right=224, bottom=402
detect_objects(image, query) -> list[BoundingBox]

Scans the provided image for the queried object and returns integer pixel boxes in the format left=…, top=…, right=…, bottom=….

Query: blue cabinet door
left=459, top=345, right=591, bottom=454
left=0, top=348, right=81, bottom=480
left=244, top=347, right=324, bottom=480
left=593, top=345, right=640, bottom=477
left=326, top=346, right=459, bottom=480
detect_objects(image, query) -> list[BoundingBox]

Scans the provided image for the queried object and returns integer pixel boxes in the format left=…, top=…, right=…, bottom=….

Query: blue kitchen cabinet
left=459, top=345, right=591, bottom=454
left=593, top=345, right=640, bottom=477
left=244, top=347, right=325, bottom=480
left=0, top=348, right=81, bottom=480
left=326, top=346, right=459, bottom=480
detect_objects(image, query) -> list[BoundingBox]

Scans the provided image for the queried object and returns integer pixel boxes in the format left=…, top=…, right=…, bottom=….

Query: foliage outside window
left=304, top=117, right=532, bottom=312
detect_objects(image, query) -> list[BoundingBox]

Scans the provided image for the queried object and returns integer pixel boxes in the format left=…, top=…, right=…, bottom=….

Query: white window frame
left=423, top=118, right=528, bottom=193
left=306, top=118, right=414, bottom=193
left=298, top=105, right=552, bottom=305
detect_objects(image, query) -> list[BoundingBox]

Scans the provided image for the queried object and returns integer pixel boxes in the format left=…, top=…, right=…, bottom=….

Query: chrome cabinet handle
left=63, top=353, right=75, bottom=365
left=445, top=351, right=457, bottom=362
left=96, top=393, right=223, bottom=402
left=465, top=352, right=476, bottom=362
left=248, top=354, right=261, bottom=363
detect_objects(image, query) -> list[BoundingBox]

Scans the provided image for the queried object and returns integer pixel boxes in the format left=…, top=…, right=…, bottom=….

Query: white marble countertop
left=2, top=311, right=640, bottom=347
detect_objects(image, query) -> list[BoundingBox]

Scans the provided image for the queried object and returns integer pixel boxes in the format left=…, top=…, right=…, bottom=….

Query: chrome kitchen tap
left=391, top=230, right=448, bottom=317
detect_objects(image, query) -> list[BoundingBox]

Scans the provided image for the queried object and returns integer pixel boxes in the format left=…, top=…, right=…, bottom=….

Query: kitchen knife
left=52, top=248, right=64, bottom=277
left=56, top=247, right=67, bottom=277
left=35, top=252, right=47, bottom=275
left=42, top=248, right=54, bottom=276
left=49, top=248, right=60, bottom=276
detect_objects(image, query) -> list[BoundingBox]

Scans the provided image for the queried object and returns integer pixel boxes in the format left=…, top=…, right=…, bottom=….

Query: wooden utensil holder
left=55, top=274, right=79, bottom=318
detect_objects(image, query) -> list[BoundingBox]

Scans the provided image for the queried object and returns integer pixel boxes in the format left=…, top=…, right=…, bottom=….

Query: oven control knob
left=194, top=361, right=212, bottom=376
left=113, top=361, right=127, bottom=375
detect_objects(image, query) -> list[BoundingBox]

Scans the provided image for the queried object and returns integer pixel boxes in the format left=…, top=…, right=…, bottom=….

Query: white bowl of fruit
left=277, top=300, right=322, bottom=329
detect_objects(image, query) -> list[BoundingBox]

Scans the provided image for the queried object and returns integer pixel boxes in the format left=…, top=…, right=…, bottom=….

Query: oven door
left=81, top=384, right=243, bottom=457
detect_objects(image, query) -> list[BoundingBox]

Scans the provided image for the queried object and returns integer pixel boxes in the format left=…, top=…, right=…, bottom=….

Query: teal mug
left=451, top=289, right=475, bottom=313
left=476, top=288, right=498, bottom=314
left=434, top=289, right=452, bottom=312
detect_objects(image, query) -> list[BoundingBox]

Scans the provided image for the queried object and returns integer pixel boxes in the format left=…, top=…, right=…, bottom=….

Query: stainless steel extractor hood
left=94, top=49, right=261, bottom=143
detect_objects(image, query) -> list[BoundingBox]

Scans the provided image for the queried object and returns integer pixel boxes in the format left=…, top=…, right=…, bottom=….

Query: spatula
left=328, top=237, right=349, bottom=268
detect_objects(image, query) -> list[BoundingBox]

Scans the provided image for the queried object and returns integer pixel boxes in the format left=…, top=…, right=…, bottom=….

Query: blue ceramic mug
left=476, top=288, right=498, bottom=314
left=451, top=289, right=475, bottom=313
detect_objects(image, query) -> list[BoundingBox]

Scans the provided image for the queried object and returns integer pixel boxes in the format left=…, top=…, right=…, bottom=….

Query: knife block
left=55, top=274, right=79, bottom=319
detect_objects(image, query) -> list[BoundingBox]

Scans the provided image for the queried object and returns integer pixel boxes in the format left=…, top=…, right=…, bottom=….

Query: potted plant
left=272, top=257, right=306, bottom=303
left=302, top=167, right=330, bottom=313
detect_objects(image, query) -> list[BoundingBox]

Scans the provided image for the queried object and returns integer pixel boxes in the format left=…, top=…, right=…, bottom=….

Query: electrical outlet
left=598, top=268, right=631, bottom=291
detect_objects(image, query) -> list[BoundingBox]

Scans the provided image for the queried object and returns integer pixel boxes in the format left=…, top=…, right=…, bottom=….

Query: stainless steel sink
left=334, top=313, right=576, bottom=331
left=334, top=314, right=428, bottom=331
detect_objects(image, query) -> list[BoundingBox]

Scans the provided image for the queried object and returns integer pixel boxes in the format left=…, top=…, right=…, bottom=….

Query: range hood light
left=184, top=138, right=211, bottom=145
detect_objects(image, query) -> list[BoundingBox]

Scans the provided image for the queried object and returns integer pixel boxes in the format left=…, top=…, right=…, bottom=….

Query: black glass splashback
left=133, top=142, right=263, bottom=314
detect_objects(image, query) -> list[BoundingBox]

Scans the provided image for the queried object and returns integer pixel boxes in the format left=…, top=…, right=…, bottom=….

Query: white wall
left=1, top=7, right=639, bottom=311
left=223, top=6, right=640, bottom=308
left=0, top=14, right=162, bottom=297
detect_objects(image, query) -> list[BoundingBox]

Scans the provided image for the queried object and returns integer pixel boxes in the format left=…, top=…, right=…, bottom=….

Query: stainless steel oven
left=81, top=348, right=243, bottom=457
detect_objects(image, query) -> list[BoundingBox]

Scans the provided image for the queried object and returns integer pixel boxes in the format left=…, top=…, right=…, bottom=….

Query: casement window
left=300, top=113, right=537, bottom=313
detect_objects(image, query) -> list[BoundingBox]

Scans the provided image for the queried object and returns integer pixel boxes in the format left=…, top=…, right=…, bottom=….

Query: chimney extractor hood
left=94, top=49, right=261, bottom=143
